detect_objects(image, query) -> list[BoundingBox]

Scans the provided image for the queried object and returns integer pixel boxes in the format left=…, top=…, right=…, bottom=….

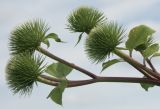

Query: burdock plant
left=5, top=6, right=160, bottom=106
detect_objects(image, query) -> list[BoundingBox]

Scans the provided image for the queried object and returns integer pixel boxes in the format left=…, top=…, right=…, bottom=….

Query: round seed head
left=67, top=6, right=106, bottom=34
left=9, top=19, right=49, bottom=55
left=6, top=53, right=45, bottom=95
left=85, top=22, right=125, bottom=63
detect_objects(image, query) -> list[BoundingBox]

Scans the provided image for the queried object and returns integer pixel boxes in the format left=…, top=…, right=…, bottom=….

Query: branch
left=38, top=75, right=160, bottom=88
left=113, top=49, right=160, bottom=80
left=35, top=47, right=160, bottom=88
left=37, top=47, right=98, bottom=79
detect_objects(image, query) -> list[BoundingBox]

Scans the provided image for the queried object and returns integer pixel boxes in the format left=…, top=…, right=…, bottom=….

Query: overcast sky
left=1, top=0, right=160, bottom=109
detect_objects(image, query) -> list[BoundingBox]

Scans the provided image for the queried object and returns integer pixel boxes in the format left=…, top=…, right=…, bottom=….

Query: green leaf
left=47, top=80, right=68, bottom=105
left=101, top=59, right=123, bottom=72
left=75, top=32, right=84, bottom=46
left=45, top=33, right=62, bottom=42
left=126, top=25, right=155, bottom=51
left=135, top=37, right=154, bottom=51
left=42, top=38, right=50, bottom=48
left=140, top=83, right=154, bottom=91
left=143, top=43, right=159, bottom=58
left=151, top=52, right=160, bottom=58
left=45, top=62, right=73, bottom=78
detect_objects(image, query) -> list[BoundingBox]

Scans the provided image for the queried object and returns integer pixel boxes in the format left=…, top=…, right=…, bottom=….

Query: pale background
left=1, top=0, right=160, bottom=109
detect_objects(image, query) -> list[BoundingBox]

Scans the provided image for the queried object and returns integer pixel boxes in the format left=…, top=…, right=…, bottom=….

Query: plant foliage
left=102, top=59, right=123, bottom=72
left=140, top=83, right=154, bottom=91
left=45, top=62, right=73, bottom=78
left=142, top=43, right=159, bottom=58
left=47, top=80, right=67, bottom=105
left=126, top=25, right=155, bottom=51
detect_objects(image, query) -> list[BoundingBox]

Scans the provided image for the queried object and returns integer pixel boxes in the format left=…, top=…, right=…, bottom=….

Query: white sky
left=1, top=0, right=160, bottom=109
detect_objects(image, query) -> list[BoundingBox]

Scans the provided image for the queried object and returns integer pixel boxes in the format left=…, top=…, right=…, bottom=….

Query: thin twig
left=146, top=58, right=157, bottom=72
left=140, top=52, right=157, bottom=72
left=143, top=58, right=146, bottom=67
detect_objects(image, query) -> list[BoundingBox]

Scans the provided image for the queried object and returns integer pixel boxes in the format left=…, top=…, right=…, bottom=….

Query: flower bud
left=6, top=53, right=45, bottom=95
left=85, top=22, right=125, bottom=63
left=9, top=19, right=49, bottom=54
left=67, top=6, right=106, bottom=34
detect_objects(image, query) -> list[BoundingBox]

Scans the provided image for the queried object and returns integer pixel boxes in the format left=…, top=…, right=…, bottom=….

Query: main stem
left=38, top=75, right=160, bottom=88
